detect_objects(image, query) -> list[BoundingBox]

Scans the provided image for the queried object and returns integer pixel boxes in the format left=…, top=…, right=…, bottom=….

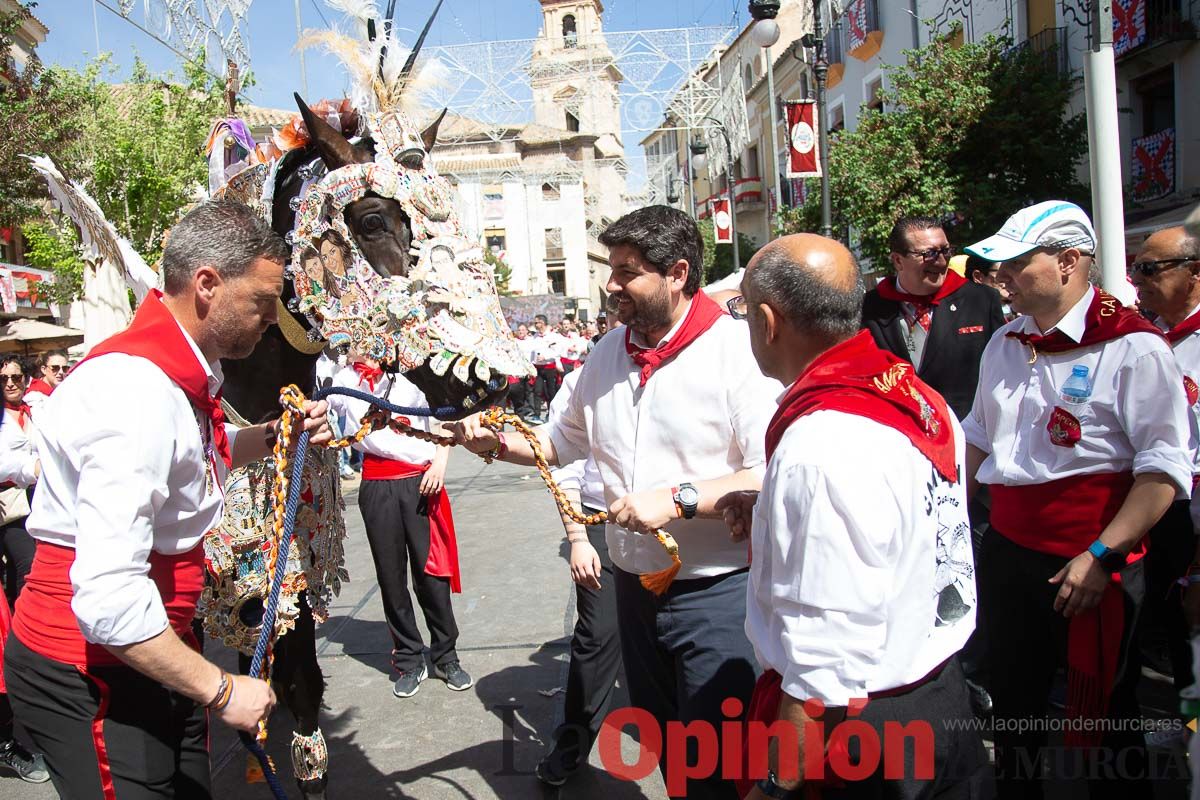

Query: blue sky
left=36, top=1, right=747, bottom=111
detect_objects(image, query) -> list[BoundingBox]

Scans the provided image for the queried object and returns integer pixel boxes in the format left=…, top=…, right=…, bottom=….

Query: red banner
left=786, top=102, right=821, bottom=178
left=712, top=198, right=733, bottom=244
left=1113, top=0, right=1147, bottom=58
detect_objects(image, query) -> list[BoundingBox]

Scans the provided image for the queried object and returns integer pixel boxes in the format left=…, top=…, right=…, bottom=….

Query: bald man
left=721, top=235, right=989, bottom=799
left=1129, top=227, right=1200, bottom=698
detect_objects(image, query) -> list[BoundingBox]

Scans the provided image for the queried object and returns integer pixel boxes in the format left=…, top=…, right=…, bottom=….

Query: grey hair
left=746, top=246, right=865, bottom=344
left=161, top=200, right=288, bottom=294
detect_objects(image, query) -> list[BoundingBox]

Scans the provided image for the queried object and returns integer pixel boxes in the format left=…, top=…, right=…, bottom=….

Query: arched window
left=563, top=14, right=578, bottom=48
left=565, top=111, right=580, bottom=132
left=744, top=63, right=754, bottom=92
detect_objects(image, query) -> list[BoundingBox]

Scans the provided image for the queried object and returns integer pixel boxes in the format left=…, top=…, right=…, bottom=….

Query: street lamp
left=798, top=0, right=833, bottom=238
left=666, top=176, right=681, bottom=205
left=690, top=119, right=741, bottom=271
left=749, top=1, right=782, bottom=241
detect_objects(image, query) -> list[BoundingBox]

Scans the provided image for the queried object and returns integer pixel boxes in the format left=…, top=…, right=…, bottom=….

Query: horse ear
left=421, top=108, right=448, bottom=153
left=294, top=92, right=368, bottom=169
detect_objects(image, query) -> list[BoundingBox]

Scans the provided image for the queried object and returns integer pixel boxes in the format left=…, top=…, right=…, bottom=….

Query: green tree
left=484, top=247, right=512, bottom=295
left=698, top=217, right=760, bottom=284
left=777, top=26, right=1087, bottom=269
left=20, top=217, right=83, bottom=306
left=0, top=2, right=93, bottom=225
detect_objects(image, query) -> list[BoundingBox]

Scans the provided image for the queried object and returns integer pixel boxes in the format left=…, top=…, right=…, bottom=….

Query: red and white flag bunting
left=1113, top=0, right=1147, bottom=58
left=846, top=0, right=869, bottom=53
left=712, top=198, right=733, bottom=244
left=786, top=101, right=821, bottom=178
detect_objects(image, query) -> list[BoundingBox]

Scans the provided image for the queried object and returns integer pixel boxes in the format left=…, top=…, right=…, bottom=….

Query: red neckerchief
left=1006, top=289, right=1164, bottom=356
left=79, top=290, right=231, bottom=468
left=766, top=330, right=957, bottom=482
left=1165, top=306, right=1200, bottom=345
left=3, top=400, right=32, bottom=430
left=352, top=361, right=383, bottom=392
left=874, top=270, right=966, bottom=308
left=26, top=378, right=54, bottom=397
left=624, top=292, right=724, bottom=386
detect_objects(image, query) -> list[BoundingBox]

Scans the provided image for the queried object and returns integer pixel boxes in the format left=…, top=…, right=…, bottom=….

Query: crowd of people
left=1, top=194, right=1199, bottom=800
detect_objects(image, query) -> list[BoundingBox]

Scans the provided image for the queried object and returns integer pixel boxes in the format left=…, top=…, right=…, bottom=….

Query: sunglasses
left=1, top=375, right=25, bottom=384
left=46, top=364, right=66, bottom=373
left=1127, top=257, right=1197, bottom=278
left=904, top=245, right=954, bottom=262
left=727, top=295, right=748, bottom=320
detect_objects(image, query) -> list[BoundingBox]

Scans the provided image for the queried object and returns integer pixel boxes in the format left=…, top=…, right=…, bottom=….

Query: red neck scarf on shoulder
left=766, top=330, right=957, bottom=482
left=26, top=377, right=54, bottom=397
left=80, top=290, right=231, bottom=468
left=3, top=400, right=32, bottom=430
left=875, top=270, right=966, bottom=308
left=352, top=361, right=383, bottom=392
left=1006, top=289, right=1164, bottom=355
left=1164, top=306, right=1200, bottom=345
left=624, top=291, right=724, bottom=386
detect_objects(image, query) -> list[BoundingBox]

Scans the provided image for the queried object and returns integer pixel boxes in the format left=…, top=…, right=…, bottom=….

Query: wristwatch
left=756, top=769, right=800, bottom=799
left=672, top=483, right=699, bottom=519
left=1087, top=539, right=1128, bottom=573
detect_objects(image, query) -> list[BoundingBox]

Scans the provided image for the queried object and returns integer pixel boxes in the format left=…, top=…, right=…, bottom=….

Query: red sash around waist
left=362, top=453, right=429, bottom=481
left=989, top=472, right=1139, bottom=560
left=12, top=541, right=205, bottom=667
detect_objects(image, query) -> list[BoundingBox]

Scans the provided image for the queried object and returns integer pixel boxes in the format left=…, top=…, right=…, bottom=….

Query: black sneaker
left=392, top=663, right=428, bottom=698
left=0, top=739, right=50, bottom=783
left=432, top=660, right=473, bottom=691
left=535, top=746, right=583, bottom=787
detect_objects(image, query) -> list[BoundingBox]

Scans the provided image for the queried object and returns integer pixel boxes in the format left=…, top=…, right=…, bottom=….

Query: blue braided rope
left=240, top=383, right=491, bottom=798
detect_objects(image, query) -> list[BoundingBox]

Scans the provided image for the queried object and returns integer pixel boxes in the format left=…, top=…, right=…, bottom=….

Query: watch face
left=678, top=486, right=700, bottom=506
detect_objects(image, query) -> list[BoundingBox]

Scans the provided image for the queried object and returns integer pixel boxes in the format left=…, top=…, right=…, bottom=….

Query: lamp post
left=799, top=0, right=833, bottom=238
left=666, top=176, right=681, bottom=206
left=691, top=119, right=741, bottom=271
left=750, top=1, right=782, bottom=241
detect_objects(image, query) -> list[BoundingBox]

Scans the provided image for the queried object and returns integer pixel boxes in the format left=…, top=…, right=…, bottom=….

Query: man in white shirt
left=963, top=202, right=1193, bottom=799
left=329, top=359, right=469, bottom=699
left=454, top=205, right=778, bottom=798
left=724, top=234, right=987, bottom=799
left=1128, top=226, right=1200, bottom=703
left=529, top=314, right=565, bottom=411
left=3, top=200, right=332, bottom=799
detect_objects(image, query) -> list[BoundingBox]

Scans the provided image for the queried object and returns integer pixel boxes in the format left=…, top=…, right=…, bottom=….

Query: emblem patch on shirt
left=1047, top=406, right=1082, bottom=448
left=1184, top=376, right=1199, bottom=407
left=957, top=325, right=984, bottom=335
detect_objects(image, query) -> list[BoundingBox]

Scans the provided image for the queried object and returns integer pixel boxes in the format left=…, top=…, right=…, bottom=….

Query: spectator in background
left=590, top=311, right=608, bottom=345
left=23, top=351, right=67, bottom=413
left=509, top=323, right=539, bottom=422
left=560, top=320, right=586, bottom=374
left=967, top=253, right=1014, bottom=320
left=530, top=314, right=565, bottom=410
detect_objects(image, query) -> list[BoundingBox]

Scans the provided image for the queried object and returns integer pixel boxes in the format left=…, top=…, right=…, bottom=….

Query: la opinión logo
left=595, top=697, right=936, bottom=794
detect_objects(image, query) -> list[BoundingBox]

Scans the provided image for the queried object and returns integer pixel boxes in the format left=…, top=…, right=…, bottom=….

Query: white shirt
left=23, top=388, right=51, bottom=413
left=28, top=324, right=238, bottom=647
left=514, top=335, right=538, bottom=369
left=547, top=305, right=782, bottom=578
left=0, top=407, right=39, bottom=488
left=328, top=366, right=436, bottom=465
left=747, top=410, right=975, bottom=705
left=530, top=331, right=566, bottom=365
left=1159, top=301, right=1200, bottom=530
left=963, top=287, right=1193, bottom=496
left=548, top=370, right=604, bottom=510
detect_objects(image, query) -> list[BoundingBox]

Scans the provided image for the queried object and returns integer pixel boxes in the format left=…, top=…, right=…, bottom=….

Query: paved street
left=5, top=453, right=665, bottom=800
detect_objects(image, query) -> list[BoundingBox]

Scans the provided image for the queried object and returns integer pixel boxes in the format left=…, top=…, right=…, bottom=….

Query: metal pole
left=720, top=125, right=741, bottom=271
left=92, top=0, right=102, bottom=57
left=813, top=0, right=833, bottom=237
left=765, top=45, right=780, bottom=241
left=1084, top=0, right=1127, bottom=300
left=295, top=0, right=309, bottom=99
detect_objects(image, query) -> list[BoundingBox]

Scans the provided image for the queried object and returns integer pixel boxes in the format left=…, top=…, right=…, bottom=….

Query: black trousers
left=613, top=566, right=758, bottom=800
left=1136, top=499, right=1193, bottom=690
left=980, top=528, right=1147, bottom=800
left=508, top=377, right=536, bottom=419
left=534, top=365, right=559, bottom=410
left=357, top=476, right=459, bottom=673
left=4, top=634, right=210, bottom=799
left=550, top=511, right=621, bottom=769
left=0, top=517, right=35, bottom=608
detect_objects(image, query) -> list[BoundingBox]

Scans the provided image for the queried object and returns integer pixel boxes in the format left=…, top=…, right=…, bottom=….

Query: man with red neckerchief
left=1128, top=226, right=1200, bottom=701
left=963, top=202, right=1193, bottom=799
left=722, top=233, right=989, bottom=800
left=3, top=200, right=332, bottom=800
left=862, top=216, right=1006, bottom=421
left=453, top=206, right=779, bottom=798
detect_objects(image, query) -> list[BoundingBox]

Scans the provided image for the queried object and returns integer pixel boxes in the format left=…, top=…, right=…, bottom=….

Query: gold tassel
left=639, top=530, right=682, bottom=596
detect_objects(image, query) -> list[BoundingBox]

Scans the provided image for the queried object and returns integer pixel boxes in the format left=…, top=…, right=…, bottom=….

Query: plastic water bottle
left=1060, top=365, right=1092, bottom=409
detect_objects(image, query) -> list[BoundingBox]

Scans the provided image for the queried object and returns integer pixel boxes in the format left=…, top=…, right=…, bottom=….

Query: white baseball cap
left=966, top=201, right=1096, bottom=262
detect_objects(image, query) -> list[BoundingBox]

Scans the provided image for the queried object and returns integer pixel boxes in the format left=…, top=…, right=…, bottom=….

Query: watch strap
left=756, top=770, right=799, bottom=799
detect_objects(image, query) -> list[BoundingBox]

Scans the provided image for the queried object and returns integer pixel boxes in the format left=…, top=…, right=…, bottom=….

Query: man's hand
left=419, top=460, right=446, bottom=496
left=216, top=675, right=277, bottom=733
left=569, top=538, right=602, bottom=590
left=609, top=489, right=677, bottom=535
left=449, top=413, right=500, bottom=455
left=715, top=490, right=759, bottom=542
left=1049, top=551, right=1112, bottom=618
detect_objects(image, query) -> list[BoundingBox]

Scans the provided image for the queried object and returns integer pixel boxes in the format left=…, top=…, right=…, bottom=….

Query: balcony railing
left=824, top=25, right=844, bottom=65
left=1115, top=0, right=1200, bottom=59
left=1005, top=26, right=1070, bottom=77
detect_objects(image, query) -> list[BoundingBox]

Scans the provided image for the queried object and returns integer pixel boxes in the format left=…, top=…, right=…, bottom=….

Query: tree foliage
left=20, top=217, right=83, bottom=306
left=0, top=2, right=92, bottom=224
left=698, top=217, right=760, bottom=284
left=777, top=27, right=1087, bottom=269
left=484, top=247, right=512, bottom=295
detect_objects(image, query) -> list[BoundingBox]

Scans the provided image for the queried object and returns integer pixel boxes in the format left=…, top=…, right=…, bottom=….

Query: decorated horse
left=31, top=2, right=529, bottom=797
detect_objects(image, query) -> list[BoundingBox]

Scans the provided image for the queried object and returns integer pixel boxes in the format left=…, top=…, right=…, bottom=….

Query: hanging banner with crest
left=712, top=198, right=733, bottom=244
left=786, top=101, right=821, bottom=178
